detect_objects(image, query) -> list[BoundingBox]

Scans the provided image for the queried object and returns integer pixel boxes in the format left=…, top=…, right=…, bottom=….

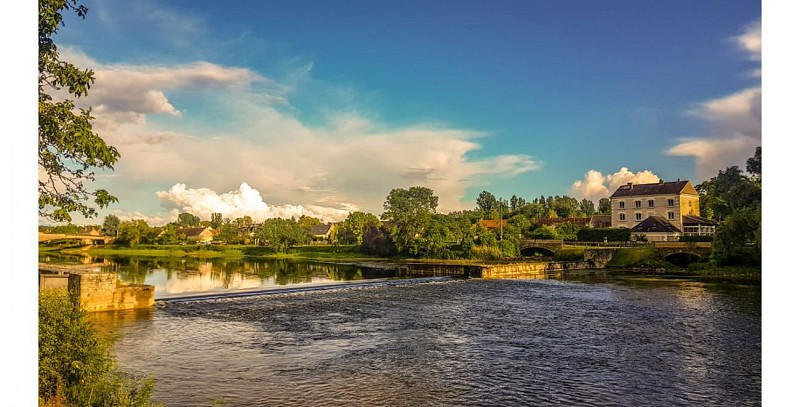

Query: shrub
left=576, top=227, right=631, bottom=242
left=39, top=289, right=159, bottom=406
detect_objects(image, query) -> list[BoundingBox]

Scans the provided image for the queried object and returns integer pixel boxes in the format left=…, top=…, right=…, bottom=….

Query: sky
left=40, top=0, right=762, bottom=225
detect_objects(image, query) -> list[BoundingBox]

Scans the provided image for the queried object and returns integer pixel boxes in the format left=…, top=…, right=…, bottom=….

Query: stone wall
left=39, top=274, right=70, bottom=290
left=66, top=273, right=155, bottom=312
left=583, top=248, right=617, bottom=268
left=481, top=261, right=590, bottom=279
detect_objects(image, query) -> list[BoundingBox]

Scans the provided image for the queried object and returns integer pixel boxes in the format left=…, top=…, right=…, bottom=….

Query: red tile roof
left=478, top=219, right=507, bottom=229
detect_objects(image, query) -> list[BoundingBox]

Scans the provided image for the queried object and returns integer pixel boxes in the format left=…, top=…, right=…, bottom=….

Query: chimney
left=658, top=179, right=664, bottom=183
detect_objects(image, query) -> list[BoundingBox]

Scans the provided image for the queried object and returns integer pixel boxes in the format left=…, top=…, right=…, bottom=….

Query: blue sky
left=44, top=0, right=761, bottom=225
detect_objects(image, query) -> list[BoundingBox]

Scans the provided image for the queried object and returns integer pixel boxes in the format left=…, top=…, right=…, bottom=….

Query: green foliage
left=554, top=222, right=580, bottom=241
left=51, top=223, right=80, bottom=234
left=597, top=198, right=611, bottom=215
left=607, top=247, right=658, bottom=267
left=257, top=218, right=310, bottom=252
left=101, top=214, right=120, bottom=236
left=531, top=226, right=556, bottom=239
left=338, top=211, right=381, bottom=245
left=475, top=190, right=499, bottom=213
left=680, top=235, right=714, bottom=242
left=177, top=212, right=201, bottom=227
left=382, top=186, right=439, bottom=256
left=578, top=198, right=596, bottom=217
left=360, top=224, right=396, bottom=256
left=39, top=0, right=120, bottom=223
left=554, top=248, right=585, bottom=261
left=39, top=289, right=159, bottom=406
left=217, top=219, right=242, bottom=244
left=576, top=227, right=631, bottom=242
left=210, top=213, right=223, bottom=229
left=116, top=220, right=155, bottom=245
left=697, top=147, right=761, bottom=267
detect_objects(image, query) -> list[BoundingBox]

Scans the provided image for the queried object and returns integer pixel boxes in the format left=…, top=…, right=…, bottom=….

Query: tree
left=39, top=289, right=157, bottom=406
left=597, top=198, right=611, bottom=215
left=746, top=146, right=761, bottom=184
left=39, top=0, right=120, bottom=223
left=578, top=198, right=596, bottom=217
left=101, top=214, right=120, bottom=236
left=116, top=219, right=152, bottom=245
left=475, top=190, right=498, bottom=213
left=257, top=218, right=309, bottom=252
left=210, top=213, right=223, bottom=229
left=338, top=211, right=381, bottom=245
left=177, top=212, right=201, bottom=227
left=382, top=186, right=439, bottom=256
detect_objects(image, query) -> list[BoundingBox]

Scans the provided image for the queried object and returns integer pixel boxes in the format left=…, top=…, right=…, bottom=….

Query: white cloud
left=155, top=182, right=352, bottom=224
left=736, top=20, right=761, bottom=61
left=63, top=51, right=541, bottom=219
left=667, top=20, right=761, bottom=180
left=571, top=167, right=661, bottom=202
left=669, top=86, right=761, bottom=179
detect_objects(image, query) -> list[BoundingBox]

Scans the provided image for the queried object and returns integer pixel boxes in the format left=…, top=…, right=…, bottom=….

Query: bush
left=679, top=235, right=714, bottom=242
left=576, top=227, right=631, bottom=242
left=39, top=289, right=159, bottom=406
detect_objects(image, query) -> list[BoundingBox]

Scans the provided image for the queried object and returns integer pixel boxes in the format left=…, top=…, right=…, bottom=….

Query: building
left=610, top=179, right=715, bottom=241
left=176, top=227, right=214, bottom=243
left=310, top=224, right=336, bottom=243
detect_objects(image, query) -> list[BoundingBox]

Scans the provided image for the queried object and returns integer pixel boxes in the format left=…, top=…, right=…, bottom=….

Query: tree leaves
left=39, top=0, right=119, bottom=222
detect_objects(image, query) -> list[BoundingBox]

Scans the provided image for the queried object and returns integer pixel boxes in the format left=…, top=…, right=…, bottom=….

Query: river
left=89, top=262, right=760, bottom=406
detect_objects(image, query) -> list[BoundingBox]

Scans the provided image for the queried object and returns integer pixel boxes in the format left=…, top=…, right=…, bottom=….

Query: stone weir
left=39, top=264, right=155, bottom=312
left=353, top=248, right=617, bottom=279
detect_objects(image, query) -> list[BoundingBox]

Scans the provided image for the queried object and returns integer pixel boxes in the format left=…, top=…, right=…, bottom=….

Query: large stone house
left=176, top=227, right=215, bottom=243
left=610, top=180, right=716, bottom=241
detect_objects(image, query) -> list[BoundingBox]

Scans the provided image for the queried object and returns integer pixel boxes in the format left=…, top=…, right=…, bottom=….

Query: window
left=635, top=200, right=641, bottom=208
left=648, top=200, right=654, bottom=208
left=619, top=214, right=626, bottom=221
left=635, top=213, right=642, bottom=221
left=619, top=201, right=625, bottom=209
left=668, top=212, right=675, bottom=220
left=667, top=199, right=675, bottom=207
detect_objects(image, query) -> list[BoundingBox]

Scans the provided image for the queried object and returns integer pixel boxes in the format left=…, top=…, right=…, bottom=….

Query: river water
left=96, top=270, right=760, bottom=406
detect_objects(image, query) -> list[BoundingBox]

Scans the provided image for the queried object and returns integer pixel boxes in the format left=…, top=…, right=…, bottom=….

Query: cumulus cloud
left=155, top=182, right=352, bottom=224
left=64, top=50, right=540, bottom=218
left=667, top=20, right=761, bottom=180
left=571, top=167, right=661, bottom=202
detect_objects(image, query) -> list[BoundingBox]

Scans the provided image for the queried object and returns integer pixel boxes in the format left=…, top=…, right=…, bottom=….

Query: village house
left=310, top=223, right=336, bottom=244
left=176, top=226, right=215, bottom=243
left=610, top=179, right=716, bottom=241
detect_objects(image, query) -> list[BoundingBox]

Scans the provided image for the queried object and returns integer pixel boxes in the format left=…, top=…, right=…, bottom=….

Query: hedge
left=576, top=227, right=631, bottom=242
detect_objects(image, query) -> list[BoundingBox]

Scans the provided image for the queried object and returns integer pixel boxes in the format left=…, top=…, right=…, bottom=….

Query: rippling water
left=104, top=276, right=760, bottom=406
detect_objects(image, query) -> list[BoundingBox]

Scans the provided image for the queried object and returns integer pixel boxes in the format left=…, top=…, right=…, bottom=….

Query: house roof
left=682, top=215, right=717, bottom=226
left=610, top=180, right=692, bottom=198
left=630, top=216, right=682, bottom=234
left=176, top=227, right=210, bottom=237
left=310, top=224, right=334, bottom=236
left=478, top=219, right=508, bottom=229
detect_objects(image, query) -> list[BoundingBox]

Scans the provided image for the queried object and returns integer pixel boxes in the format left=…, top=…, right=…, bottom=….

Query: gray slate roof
left=611, top=180, right=690, bottom=198
left=630, top=216, right=682, bottom=233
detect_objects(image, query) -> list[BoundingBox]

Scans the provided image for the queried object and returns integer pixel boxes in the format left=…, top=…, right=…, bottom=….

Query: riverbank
left=45, top=243, right=760, bottom=283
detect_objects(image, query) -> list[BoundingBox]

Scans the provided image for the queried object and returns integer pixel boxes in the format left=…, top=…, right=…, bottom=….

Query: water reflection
left=40, top=254, right=400, bottom=299
left=108, top=277, right=760, bottom=406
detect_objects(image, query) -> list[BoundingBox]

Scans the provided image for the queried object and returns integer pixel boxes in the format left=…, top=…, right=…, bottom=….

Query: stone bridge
left=519, top=239, right=563, bottom=256
left=38, top=232, right=113, bottom=245
left=653, top=242, right=712, bottom=262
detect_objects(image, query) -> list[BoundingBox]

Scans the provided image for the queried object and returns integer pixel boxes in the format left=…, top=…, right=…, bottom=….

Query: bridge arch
left=519, top=246, right=555, bottom=257
left=664, top=252, right=703, bottom=267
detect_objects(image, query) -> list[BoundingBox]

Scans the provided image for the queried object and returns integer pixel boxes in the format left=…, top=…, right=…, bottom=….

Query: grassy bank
left=605, top=247, right=760, bottom=283
left=58, top=244, right=384, bottom=262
